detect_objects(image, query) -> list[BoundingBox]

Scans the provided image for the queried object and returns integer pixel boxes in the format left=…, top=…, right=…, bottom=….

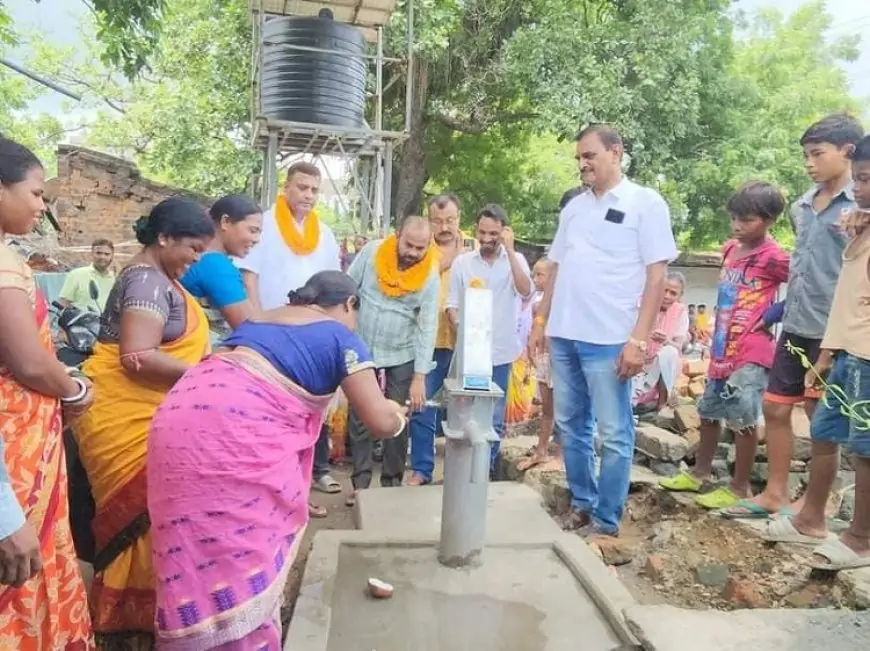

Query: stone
left=837, top=486, right=856, bottom=522
left=683, top=428, right=701, bottom=456
left=685, top=359, right=709, bottom=378
left=589, top=536, right=635, bottom=567
left=649, top=521, right=676, bottom=548
left=783, top=585, right=824, bottom=609
left=636, top=425, right=690, bottom=462
left=792, top=436, right=813, bottom=462
left=644, top=554, right=667, bottom=583
left=750, top=463, right=769, bottom=484
left=723, top=578, right=765, bottom=608
left=688, top=380, right=706, bottom=398
left=650, top=462, right=680, bottom=477
left=789, top=460, right=806, bottom=472
left=674, top=404, right=701, bottom=432
left=695, top=562, right=730, bottom=587
left=711, top=459, right=731, bottom=481
left=715, top=442, right=731, bottom=459
left=836, top=568, right=870, bottom=609
left=787, top=473, right=804, bottom=501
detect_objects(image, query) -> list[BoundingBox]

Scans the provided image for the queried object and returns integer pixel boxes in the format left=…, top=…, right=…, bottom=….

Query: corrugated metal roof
left=251, top=0, right=397, bottom=36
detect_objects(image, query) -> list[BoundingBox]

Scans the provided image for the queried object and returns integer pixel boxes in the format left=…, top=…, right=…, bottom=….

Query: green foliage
left=89, top=0, right=166, bottom=78
left=27, top=0, right=257, bottom=197
left=676, top=2, right=861, bottom=248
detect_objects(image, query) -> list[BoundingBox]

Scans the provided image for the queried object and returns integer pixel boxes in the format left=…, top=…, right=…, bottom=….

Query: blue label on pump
left=462, top=375, right=491, bottom=390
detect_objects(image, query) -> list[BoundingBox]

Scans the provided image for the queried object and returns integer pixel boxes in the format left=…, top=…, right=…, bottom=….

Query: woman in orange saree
left=0, top=137, right=93, bottom=650
left=73, top=198, right=214, bottom=650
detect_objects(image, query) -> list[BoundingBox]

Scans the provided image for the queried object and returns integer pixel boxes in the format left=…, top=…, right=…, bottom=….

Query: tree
left=677, top=1, right=862, bottom=247
left=27, top=0, right=257, bottom=196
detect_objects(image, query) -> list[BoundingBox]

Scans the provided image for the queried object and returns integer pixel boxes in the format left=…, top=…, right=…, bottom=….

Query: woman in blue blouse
left=181, top=194, right=263, bottom=342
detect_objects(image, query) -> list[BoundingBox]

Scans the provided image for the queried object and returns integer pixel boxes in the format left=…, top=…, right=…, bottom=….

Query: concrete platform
left=285, top=530, right=640, bottom=651
left=355, top=482, right=565, bottom=544
left=625, top=604, right=870, bottom=651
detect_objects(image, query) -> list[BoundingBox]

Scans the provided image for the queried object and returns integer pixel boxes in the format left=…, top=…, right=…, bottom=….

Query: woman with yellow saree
left=73, top=197, right=214, bottom=649
left=0, top=137, right=94, bottom=650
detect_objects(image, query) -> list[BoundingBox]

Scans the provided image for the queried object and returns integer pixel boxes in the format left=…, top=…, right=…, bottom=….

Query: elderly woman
left=147, top=270, right=407, bottom=649
left=632, top=272, right=690, bottom=411
left=0, top=137, right=94, bottom=648
left=73, top=197, right=215, bottom=649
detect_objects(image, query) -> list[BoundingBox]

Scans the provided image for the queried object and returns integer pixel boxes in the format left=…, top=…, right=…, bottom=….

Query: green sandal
left=659, top=470, right=703, bottom=493
left=695, top=487, right=740, bottom=510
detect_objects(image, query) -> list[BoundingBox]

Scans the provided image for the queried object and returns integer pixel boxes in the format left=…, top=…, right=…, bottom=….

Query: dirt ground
left=606, top=486, right=860, bottom=611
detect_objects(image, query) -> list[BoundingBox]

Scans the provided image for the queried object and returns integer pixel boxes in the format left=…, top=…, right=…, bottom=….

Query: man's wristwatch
left=628, top=337, right=648, bottom=353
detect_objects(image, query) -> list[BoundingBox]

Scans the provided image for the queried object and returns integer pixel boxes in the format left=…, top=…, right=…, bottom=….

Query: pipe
left=404, top=0, right=414, bottom=133
left=0, top=58, right=82, bottom=101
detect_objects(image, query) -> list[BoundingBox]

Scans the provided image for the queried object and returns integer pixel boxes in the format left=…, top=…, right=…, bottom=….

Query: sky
left=4, top=0, right=869, bottom=116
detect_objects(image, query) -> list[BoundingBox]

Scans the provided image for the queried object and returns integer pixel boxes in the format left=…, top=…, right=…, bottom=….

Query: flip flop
left=719, top=500, right=796, bottom=520
left=810, top=538, right=870, bottom=571
left=312, top=474, right=342, bottom=494
left=308, top=502, right=327, bottom=519
left=762, top=516, right=830, bottom=545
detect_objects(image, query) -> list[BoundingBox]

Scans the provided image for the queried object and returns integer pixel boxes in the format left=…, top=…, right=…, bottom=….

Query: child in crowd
left=729, top=113, right=864, bottom=518
left=518, top=258, right=562, bottom=471
left=660, top=181, right=791, bottom=510
left=764, top=137, right=870, bottom=569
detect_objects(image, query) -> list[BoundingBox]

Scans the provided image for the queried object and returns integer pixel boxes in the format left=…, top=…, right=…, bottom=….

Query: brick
left=589, top=536, right=635, bottom=567
left=636, top=424, right=690, bottom=462
left=682, top=428, right=701, bottom=456
left=644, top=554, right=667, bottom=583
left=685, top=359, right=709, bottom=378
left=688, top=380, right=706, bottom=398
left=723, top=578, right=765, bottom=609
left=674, top=404, right=701, bottom=432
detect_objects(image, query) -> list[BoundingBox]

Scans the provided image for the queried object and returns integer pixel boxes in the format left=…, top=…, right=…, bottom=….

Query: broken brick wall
left=47, top=145, right=211, bottom=267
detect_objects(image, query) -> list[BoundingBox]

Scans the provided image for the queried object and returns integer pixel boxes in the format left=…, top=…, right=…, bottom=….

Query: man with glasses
left=406, top=194, right=462, bottom=486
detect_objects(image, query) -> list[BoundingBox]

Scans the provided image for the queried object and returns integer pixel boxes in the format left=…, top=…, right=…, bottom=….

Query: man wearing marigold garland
left=406, top=194, right=462, bottom=486
left=345, top=215, right=439, bottom=504
left=237, top=161, right=342, bottom=518
left=447, top=203, right=533, bottom=473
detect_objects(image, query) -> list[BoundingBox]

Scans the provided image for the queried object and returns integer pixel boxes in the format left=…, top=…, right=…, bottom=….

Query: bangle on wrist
left=392, top=412, right=407, bottom=438
left=534, top=315, right=546, bottom=327
left=60, top=377, right=88, bottom=404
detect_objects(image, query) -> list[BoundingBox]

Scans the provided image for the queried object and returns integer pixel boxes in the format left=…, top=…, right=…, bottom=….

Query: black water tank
left=261, top=16, right=367, bottom=128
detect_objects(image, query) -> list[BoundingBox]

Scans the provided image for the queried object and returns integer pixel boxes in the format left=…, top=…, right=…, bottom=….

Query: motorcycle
left=54, top=280, right=101, bottom=563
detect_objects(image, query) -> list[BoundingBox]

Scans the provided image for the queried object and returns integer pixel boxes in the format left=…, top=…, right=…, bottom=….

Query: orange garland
left=274, top=194, right=320, bottom=255
left=373, top=233, right=436, bottom=297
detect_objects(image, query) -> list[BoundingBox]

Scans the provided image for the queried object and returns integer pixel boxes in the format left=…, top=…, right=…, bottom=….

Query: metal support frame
left=250, top=0, right=413, bottom=234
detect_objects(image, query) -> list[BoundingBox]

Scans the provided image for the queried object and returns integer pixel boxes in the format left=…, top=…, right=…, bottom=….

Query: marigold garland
left=274, top=194, right=320, bottom=255
left=469, top=277, right=486, bottom=288
left=373, top=233, right=435, bottom=297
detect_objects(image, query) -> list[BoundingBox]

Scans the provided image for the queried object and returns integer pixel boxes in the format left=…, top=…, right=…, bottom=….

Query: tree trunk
left=393, top=58, right=429, bottom=222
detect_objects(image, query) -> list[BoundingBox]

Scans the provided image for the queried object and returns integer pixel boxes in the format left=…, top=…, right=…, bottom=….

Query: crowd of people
left=1, top=108, right=870, bottom=650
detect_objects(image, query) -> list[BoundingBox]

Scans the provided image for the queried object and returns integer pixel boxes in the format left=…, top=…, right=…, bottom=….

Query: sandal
left=719, top=500, right=795, bottom=520
left=659, top=470, right=703, bottom=493
left=308, top=502, right=327, bottom=519
left=312, top=474, right=342, bottom=494
left=763, top=517, right=830, bottom=545
left=810, top=538, right=870, bottom=571
left=694, top=486, right=741, bottom=510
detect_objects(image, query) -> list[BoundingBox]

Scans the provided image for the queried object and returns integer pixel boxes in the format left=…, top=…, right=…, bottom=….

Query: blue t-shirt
left=181, top=251, right=247, bottom=309
left=222, top=320, right=374, bottom=395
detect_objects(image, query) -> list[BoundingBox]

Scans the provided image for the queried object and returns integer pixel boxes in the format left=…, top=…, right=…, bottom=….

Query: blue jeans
left=550, top=337, right=634, bottom=534
left=811, top=352, right=870, bottom=457
left=490, top=362, right=511, bottom=469
left=409, top=348, right=454, bottom=482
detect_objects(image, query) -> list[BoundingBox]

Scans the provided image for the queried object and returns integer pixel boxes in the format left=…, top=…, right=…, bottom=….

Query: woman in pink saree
left=147, top=271, right=407, bottom=650
left=632, top=272, right=690, bottom=411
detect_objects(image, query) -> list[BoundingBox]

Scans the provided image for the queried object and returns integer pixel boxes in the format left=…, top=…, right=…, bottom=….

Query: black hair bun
left=133, top=215, right=157, bottom=246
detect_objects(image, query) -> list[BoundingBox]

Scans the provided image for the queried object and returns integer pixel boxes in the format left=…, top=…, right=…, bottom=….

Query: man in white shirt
left=237, top=161, right=341, bottom=517
left=530, top=124, right=678, bottom=537
left=448, top=204, right=533, bottom=472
